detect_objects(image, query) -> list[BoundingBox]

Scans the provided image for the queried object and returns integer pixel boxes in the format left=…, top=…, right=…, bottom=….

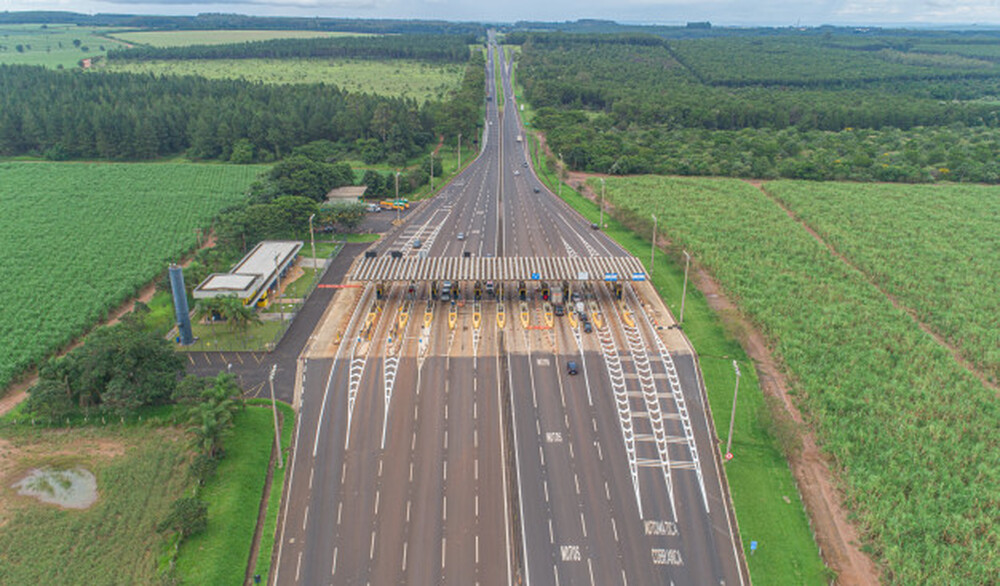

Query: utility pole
left=308, top=213, right=317, bottom=277
left=599, top=177, right=605, bottom=229
left=679, top=250, right=691, bottom=326
left=269, top=364, right=283, bottom=468
left=430, top=152, right=434, bottom=192
left=650, top=214, right=657, bottom=275
left=458, top=132, right=462, bottom=168
left=725, top=360, right=742, bottom=460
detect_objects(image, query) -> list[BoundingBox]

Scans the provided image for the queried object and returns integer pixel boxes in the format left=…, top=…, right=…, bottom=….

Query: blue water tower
left=169, top=264, right=194, bottom=345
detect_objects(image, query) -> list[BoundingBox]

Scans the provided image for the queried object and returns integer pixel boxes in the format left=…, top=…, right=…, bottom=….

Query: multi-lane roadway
left=272, top=35, right=745, bottom=586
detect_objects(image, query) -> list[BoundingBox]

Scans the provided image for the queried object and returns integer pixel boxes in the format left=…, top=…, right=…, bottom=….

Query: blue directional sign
left=750, top=541, right=758, bottom=554
left=531, top=272, right=541, bottom=280
left=604, top=272, right=619, bottom=282
left=631, top=272, right=647, bottom=281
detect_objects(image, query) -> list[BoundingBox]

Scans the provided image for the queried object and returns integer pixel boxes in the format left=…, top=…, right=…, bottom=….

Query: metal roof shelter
left=194, top=240, right=303, bottom=305
left=350, top=255, right=647, bottom=283
left=325, top=186, right=368, bottom=203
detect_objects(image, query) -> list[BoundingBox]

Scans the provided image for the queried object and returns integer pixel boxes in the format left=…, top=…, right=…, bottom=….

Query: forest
left=515, top=33, right=1000, bottom=182
left=106, top=34, right=475, bottom=63
left=0, top=46, right=482, bottom=163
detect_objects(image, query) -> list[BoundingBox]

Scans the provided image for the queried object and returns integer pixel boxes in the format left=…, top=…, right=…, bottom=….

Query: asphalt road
left=271, top=34, right=745, bottom=586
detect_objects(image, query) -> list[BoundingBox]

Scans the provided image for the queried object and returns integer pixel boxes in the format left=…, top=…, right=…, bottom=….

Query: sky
left=4, top=0, right=1000, bottom=26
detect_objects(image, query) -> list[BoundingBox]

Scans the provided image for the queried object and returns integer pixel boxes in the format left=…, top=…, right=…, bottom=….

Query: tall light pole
left=269, top=364, right=283, bottom=469
left=308, top=213, right=317, bottom=277
left=679, top=250, right=691, bottom=326
left=599, top=177, right=605, bottom=229
left=725, top=360, right=741, bottom=460
left=650, top=214, right=657, bottom=275
left=395, top=171, right=401, bottom=224
left=274, top=253, right=283, bottom=322
left=458, top=132, right=462, bottom=168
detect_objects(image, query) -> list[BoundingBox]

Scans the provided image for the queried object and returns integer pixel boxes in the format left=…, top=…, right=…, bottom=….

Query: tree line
left=516, top=33, right=1000, bottom=183
left=0, top=61, right=478, bottom=163
left=107, top=34, right=475, bottom=63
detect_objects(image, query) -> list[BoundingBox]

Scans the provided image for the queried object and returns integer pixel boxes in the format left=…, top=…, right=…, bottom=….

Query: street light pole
left=458, top=132, right=462, bottom=168
left=269, top=364, right=283, bottom=469
left=650, top=214, right=657, bottom=275
left=395, top=171, right=401, bottom=224
left=274, top=253, right=283, bottom=322
left=679, top=250, right=691, bottom=326
left=725, top=360, right=742, bottom=459
left=559, top=152, right=564, bottom=199
left=430, top=152, right=434, bottom=192
left=308, top=213, right=317, bottom=277
left=599, top=177, right=605, bottom=228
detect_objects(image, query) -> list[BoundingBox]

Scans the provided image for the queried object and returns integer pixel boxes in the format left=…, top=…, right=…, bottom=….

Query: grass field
left=536, top=166, right=829, bottom=584
left=0, top=162, right=262, bottom=391
left=103, top=58, right=465, bottom=102
left=176, top=404, right=286, bottom=584
left=596, top=175, right=998, bottom=584
left=762, top=180, right=1000, bottom=384
left=0, top=24, right=127, bottom=68
left=0, top=425, right=190, bottom=583
left=108, top=29, right=368, bottom=48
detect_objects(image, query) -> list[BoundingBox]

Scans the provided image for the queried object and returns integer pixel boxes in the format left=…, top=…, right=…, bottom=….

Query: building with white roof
left=193, top=240, right=303, bottom=307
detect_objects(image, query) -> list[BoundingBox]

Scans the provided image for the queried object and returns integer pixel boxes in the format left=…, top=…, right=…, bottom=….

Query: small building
left=193, top=240, right=303, bottom=307
left=325, top=185, right=367, bottom=203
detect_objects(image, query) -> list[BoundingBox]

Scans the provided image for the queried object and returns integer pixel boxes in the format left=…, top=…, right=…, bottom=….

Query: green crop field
left=0, top=24, right=128, bottom=68
left=107, top=29, right=368, bottom=48
left=0, top=425, right=189, bottom=584
left=600, top=175, right=999, bottom=584
left=0, top=162, right=263, bottom=391
left=102, top=58, right=465, bottom=102
left=763, top=180, right=1000, bottom=384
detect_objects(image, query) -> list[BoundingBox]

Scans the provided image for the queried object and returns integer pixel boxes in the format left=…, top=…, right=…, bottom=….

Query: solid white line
left=272, top=400, right=305, bottom=586
left=504, top=344, right=526, bottom=586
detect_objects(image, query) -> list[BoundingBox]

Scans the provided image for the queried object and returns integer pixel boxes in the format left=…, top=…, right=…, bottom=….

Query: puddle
left=12, top=467, right=98, bottom=509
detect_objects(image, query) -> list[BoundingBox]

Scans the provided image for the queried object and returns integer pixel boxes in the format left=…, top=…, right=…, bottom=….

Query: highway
left=272, top=33, right=745, bottom=586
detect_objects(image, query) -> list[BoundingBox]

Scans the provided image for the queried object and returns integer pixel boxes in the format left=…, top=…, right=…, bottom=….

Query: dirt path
left=0, top=233, right=217, bottom=416
left=749, top=180, right=998, bottom=394
left=543, top=143, right=879, bottom=582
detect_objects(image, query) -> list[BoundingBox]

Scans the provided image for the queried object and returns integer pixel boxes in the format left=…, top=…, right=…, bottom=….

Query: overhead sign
left=577, top=271, right=589, bottom=281
left=631, top=272, right=647, bottom=281
left=531, top=272, right=541, bottom=280
left=604, top=272, right=619, bottom=282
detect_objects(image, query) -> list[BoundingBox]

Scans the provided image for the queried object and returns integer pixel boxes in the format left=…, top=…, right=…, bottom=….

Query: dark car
left=553, top=304, right=565, bottom=316
left=582, top=320, right=593, bottom=333
left=567, top=361, right=578, bottom=375
left=533, top=187, right=540, bottom=193
left=590, top=223, right=600, bottom=230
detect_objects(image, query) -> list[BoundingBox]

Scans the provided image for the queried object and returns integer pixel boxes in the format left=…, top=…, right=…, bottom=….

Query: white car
left=457, top=232, right=465, bottom=240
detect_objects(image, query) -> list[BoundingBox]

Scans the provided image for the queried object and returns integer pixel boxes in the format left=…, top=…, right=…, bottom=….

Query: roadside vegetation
left=0, top=162, right=259, bottom=391
left=593, top=175, right=999, bottom=584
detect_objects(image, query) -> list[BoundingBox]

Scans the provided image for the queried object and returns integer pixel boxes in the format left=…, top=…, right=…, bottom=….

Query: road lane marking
left=444, top=430, right=448, bottom=450
left=337, top=502, right=343, bottom=525
left=370, top=530, right=376, bottom=559
left=612, top=517, right=620, bottom=541
left=411, top=432, right=417, bottom=451
left=548, top=518, right=554, bottom=543
left=378, top=460, right=383, bottom=478
left=443, top=461, right=447, bottom=481
left=309, top=467, right=314, bottom=490
left=445, top=404, right=448, bottom=420
left=544, top=480, right=549, bottom=502
left=374, top=491, right=380, bottom=516
left=475, top=458, right=479, bottom=480
left=597, top=442, right=603, bottom=461
left=580, top=512, right=588, bottom=537
left=476, top=534, right=480, bottom=564
left=296, top=551, right=303, bottom=581
left=574, top=474, right=581, bottom=495
left=475, top=494, right=479, bottom=516
left=341, top=462, right=346, bottom=484
left=622, top=568, right=628, bottom=586
left=588, top=558, right=596, bottom=586
left=443, top=496, right=447, bottom=521
left=410, top=462, right=414, bottom=482
left=539, top=444, right=545, bottom=466
left=406, top=500, right=411, bottom=523
left=554, top=565, right=560, bottom=586
left=302, top=506, right=309, bottom=531
left=569, top=442, right=574, bottom=459
left=331, top=547, right=337, bottom=576
left=605, top=481, right=611, bottom=501
left=474, top=428, right=479, bottom=448
left=442, top=537, right=447, bottom=569
left=402, top=541, right=408, bottom=571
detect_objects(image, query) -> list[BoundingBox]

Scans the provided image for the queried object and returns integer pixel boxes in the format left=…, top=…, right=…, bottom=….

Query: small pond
left=12, top=467, right=98, bottom=509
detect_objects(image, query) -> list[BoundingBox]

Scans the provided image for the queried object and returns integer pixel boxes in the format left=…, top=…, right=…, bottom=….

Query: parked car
left=567, top=361, right=578, bottom=375
left=582, top=320, right=593, bottom=334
